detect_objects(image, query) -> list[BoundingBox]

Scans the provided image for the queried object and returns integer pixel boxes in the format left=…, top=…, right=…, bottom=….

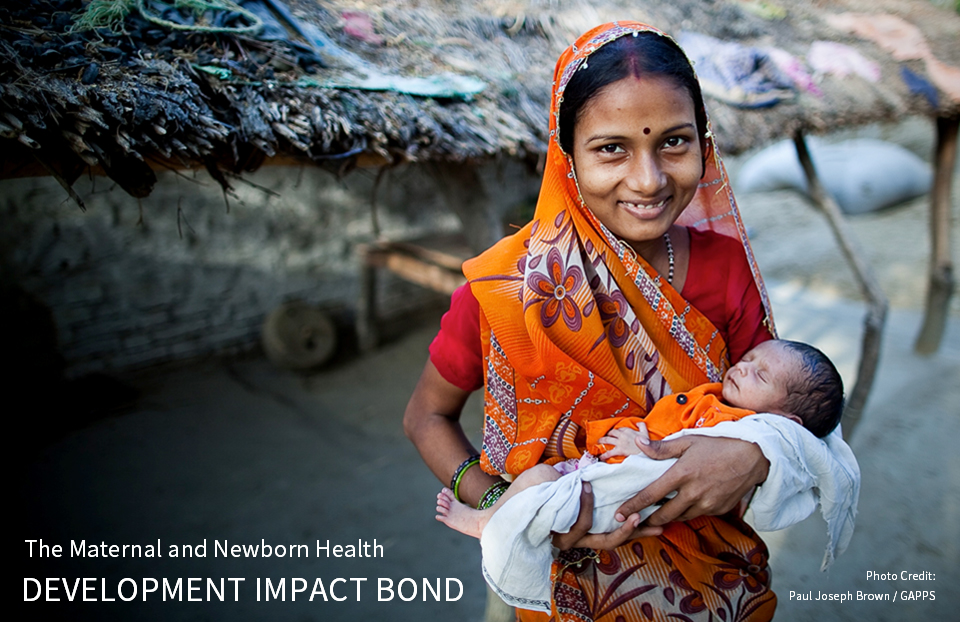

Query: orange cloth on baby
left=585, top=383, right=756, bottom=463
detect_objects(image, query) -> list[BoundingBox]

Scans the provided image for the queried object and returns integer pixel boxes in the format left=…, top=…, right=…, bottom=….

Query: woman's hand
left=552, top=483, right=664, bottom=551
left=614, top=435, right=769, bottom=526
left=553, top=436, right=766, bottom=551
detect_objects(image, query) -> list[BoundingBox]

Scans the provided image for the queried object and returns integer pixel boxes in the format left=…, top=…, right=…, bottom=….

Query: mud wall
left=1, top=160, right=539, bottom=376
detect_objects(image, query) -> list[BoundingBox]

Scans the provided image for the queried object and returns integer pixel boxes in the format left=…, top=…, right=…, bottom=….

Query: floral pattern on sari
left=526, top=246, right=588, bottom=331
left=517, top=518, right=776, bottom=622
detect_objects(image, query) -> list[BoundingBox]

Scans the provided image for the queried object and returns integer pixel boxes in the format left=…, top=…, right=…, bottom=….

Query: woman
left=406, top=22, right=780, bottom=620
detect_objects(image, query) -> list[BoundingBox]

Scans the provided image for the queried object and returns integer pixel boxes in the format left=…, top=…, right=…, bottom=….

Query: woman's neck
left=626, top=236, right=664, bottom=264
left=625, top=225, right=690, bottom=291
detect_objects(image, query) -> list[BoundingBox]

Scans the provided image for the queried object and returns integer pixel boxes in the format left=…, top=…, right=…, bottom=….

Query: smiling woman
left=403, top=23, right=827, bottom=622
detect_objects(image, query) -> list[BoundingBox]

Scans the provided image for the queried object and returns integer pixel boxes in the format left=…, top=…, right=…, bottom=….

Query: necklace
left=663, top=231, right=675, bottom=284
left=615, top=232, right=675, bottom=285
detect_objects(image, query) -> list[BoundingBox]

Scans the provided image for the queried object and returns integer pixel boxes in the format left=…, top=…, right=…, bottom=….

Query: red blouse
left=430, top=229, right=770, bottom=392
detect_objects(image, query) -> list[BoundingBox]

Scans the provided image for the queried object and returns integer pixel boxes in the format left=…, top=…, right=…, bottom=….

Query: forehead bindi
left=643, top=127, right=651, bottom=134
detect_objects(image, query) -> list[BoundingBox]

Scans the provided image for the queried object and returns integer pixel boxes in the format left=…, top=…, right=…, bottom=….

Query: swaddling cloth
left=480, top=453, right=673, bottom=612
left=480, top=414, right=860, bottom=612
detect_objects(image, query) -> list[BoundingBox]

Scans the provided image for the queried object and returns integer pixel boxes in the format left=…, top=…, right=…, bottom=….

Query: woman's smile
left=617, top=196, right=671, bottom=219
left=570, top=75, right=702, bottom=258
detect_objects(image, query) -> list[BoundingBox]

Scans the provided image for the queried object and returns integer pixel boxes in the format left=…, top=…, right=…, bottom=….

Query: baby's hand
left=598, top=424, right=650, bottom=460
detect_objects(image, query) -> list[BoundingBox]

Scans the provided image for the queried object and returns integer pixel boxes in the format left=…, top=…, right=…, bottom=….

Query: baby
left=436, top=338, right=843, bottom=538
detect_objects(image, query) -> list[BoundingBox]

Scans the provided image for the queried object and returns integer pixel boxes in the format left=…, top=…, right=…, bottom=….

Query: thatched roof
left=2, top=0, right=958, bottom=200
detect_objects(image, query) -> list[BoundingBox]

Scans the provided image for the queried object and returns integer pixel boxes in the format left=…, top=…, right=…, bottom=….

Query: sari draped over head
left=463, top=22, right=778, bottom=622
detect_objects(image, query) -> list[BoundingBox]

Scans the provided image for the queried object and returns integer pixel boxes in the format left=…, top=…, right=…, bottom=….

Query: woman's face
left=571, top=75, right=702, bottom=251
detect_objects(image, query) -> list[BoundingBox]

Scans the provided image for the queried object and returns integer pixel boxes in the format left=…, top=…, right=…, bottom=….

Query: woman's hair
left=780, top=340, right=845, bottom=438
left=558, top=31, right=708, bottom=157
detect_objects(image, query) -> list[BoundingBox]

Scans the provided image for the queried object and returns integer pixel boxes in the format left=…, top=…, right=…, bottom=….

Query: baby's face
left=721, top=340, right=798, bottom=415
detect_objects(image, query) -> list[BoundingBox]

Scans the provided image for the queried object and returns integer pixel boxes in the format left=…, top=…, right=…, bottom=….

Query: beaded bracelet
left=477, top=481, right=510, bottom=510
left=450, top=454, right=481, bottom=503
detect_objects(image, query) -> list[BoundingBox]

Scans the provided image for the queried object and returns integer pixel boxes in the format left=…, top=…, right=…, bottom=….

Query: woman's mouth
left=618, top=197, right=670, bottom=219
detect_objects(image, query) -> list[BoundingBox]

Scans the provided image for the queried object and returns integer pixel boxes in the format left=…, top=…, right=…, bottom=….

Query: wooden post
left=355, top=244, right=379, bottom=353
left=792, top=131, right=888, bottom=440
left=915, top=115, right=958, bottom=355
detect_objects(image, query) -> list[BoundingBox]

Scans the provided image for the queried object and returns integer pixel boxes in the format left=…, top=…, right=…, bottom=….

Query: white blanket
left=480, top=414, right=860, bottom=612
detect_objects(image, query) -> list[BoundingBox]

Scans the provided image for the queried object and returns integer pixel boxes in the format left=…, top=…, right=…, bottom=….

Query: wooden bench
left=355, top=233, right=472, bottom=351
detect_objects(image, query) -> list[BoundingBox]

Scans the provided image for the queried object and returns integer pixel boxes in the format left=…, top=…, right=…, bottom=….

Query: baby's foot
left=436, top=487, right=487, bottom=538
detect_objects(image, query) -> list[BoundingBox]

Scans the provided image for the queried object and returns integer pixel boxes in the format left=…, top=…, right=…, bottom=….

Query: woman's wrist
left=753, top=447, right=771, bottom=486
left=450, top=454, right=481, bottom=502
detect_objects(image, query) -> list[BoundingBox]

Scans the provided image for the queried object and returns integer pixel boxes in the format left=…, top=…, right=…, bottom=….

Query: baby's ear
left=784, top=413, right=804, bottom=426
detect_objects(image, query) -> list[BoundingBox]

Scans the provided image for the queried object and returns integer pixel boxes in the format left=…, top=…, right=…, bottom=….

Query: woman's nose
left=626, top=152, right=665, bottom=195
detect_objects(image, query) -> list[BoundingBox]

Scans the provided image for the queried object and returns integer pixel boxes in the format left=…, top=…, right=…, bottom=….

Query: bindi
left=643, top=127, right=651, bottom=135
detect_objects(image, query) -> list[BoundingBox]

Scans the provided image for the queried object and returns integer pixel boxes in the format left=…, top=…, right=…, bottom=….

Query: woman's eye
left=663, top=136, right=687, bottom=149
left=598, top=144, right=624, bottom=154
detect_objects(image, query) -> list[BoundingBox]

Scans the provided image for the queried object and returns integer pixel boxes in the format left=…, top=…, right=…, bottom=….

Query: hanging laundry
left=826, top=13, right=929, bottom=61
left=826, top=12, right=960, bottom=103
left=765, top=47, right=822, bottom=96
left=808, top=41, right=881, bottom=82
left=678, top=31, right=795, bottom=108
left=901, top=66, right=939, bottom=108
left=342, top=10, right=384, bottom=46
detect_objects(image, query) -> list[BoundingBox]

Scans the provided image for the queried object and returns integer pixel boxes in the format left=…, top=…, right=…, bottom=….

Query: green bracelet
left=451, top=455, right=480, bottom=503
left=477, top=481, right=510, bottom=510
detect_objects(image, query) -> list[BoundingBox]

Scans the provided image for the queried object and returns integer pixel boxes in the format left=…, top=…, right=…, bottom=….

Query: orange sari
left=463, top=23, right=777, bottom=622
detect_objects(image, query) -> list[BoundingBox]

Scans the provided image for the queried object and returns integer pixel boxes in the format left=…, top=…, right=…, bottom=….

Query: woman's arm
left=403, top=360, right=502, bottom=507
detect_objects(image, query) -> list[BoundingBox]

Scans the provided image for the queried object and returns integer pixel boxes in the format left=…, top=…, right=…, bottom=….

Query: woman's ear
left=699, top=134, right=711, bottom=179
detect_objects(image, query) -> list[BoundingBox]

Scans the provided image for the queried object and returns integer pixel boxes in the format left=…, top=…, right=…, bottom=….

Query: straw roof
left=1, top=0, right=958, bottom=199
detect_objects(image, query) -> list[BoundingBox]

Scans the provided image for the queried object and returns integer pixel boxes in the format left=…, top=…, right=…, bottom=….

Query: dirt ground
left=18, top=117, right=960, bottom=621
